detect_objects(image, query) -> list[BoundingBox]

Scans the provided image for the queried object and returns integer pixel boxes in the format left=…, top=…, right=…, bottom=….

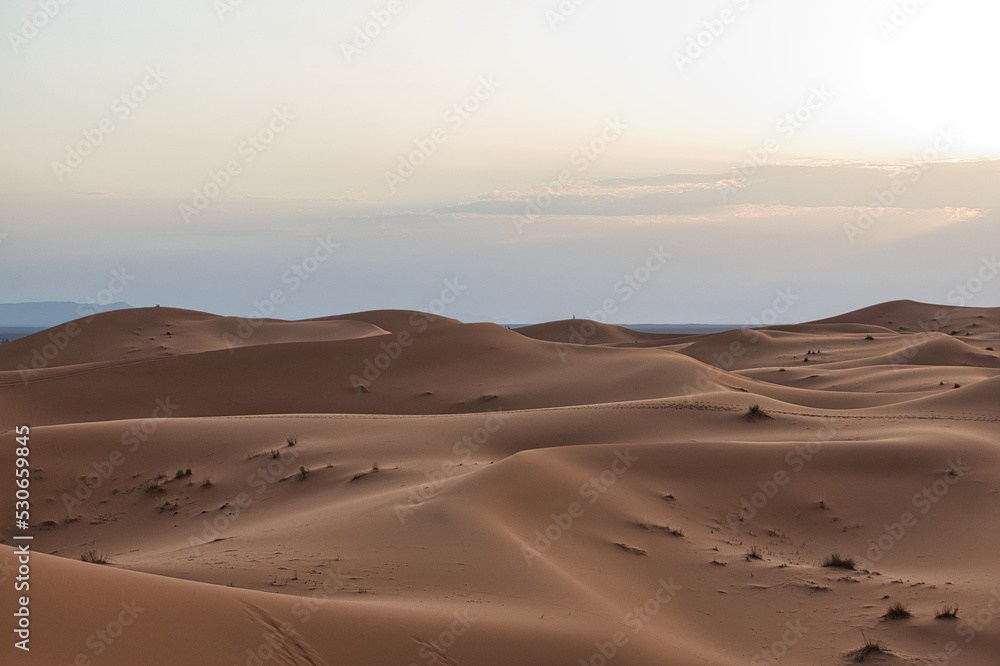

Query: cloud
left=427, top=160, right=1000, bottom=220
left=73, top=191, right=123, bottom=198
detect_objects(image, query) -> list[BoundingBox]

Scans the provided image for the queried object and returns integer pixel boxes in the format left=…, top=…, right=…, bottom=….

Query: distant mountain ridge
left=0, top=301, right=132, bottom=327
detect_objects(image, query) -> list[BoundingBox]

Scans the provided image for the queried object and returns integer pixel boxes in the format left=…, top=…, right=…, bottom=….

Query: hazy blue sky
left=1, top=0, right=997, bottom=324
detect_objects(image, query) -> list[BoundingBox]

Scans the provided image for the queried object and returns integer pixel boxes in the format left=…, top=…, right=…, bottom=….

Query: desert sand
left=1, top=300, right=999, bottom=665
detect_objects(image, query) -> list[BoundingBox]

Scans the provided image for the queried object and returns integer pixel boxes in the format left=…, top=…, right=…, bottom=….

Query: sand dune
left=0, top=307, right=393, bottom=370
left=1, top=301, right=998, bottom=665
left=813, top=299, right=1000, bottom=331
left=516, top=319, right=673, bottom=345
left=315, top=309, right=461, bottom=332
left=1, top=321, right=750, bottom=427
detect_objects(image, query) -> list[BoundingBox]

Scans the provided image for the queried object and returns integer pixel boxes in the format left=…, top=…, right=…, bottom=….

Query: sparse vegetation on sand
left=247, top=449, right=282, bottom=460
left=848, top=631, right=889, bottom=662
left=822, top=553, right=856, bottom=570
left=615, top=543, right=647, bottom=556
left=634, top=520, right=683, bottom=537
left=883, top=601, right=912, bottom=619
left=351, top=462, right=382, bottom=481
left=80, top=548, right=111, bottom=564
left=141, top=474, right=167, bottom=493
left=946, top=461, right=966, bottom=477
left=936, top=604, right=959, bottom=619
left=743, top=404, right=772, bottom=421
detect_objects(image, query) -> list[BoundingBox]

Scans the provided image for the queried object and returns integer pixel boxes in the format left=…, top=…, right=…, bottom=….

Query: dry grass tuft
left=822, top=553, right=856, bottom=570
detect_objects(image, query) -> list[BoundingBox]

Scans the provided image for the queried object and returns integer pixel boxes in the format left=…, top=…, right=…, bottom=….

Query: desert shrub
left=935, top=605, right=959, bottom=619
left=80, top=548, right=110, bottom=564
left=744, top=404, right=771, bottom=421
left=822, top=553, right=856, bottom=570
left=848, top=631, right=888, bottom=662
left=883, top=601, right=912, bottom=619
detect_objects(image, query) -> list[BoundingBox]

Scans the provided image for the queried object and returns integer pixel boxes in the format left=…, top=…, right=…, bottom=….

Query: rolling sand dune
left=516, top=320, right=674, bottom=345
left=1, top=300, right=999, bottom=665
left=0, top=307, right=394, bottom=369
left=813, top=299, right=1000, bottom=331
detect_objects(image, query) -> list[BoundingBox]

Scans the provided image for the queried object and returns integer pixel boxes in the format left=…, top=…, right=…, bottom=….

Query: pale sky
left=1, top=0, right=998, bottom=324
